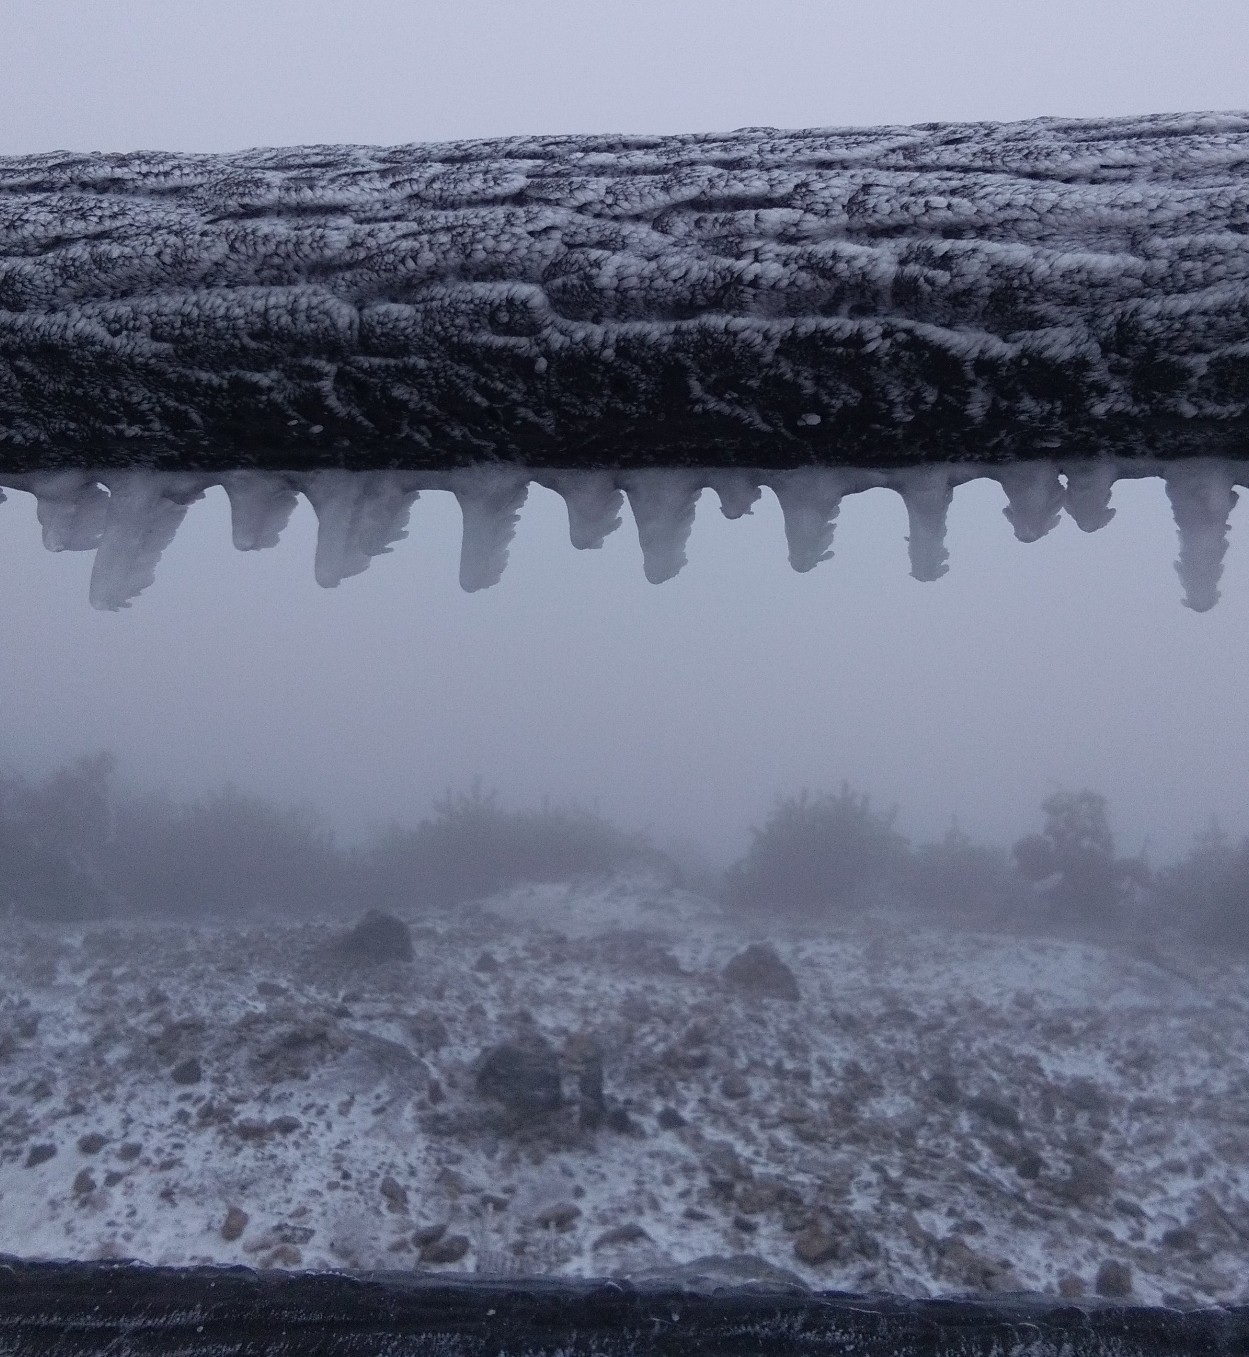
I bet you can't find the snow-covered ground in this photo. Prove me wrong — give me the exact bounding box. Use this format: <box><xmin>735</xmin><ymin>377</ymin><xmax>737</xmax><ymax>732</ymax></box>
<box><xmin>1</xmin><ymin>876</ymin><xmax>1247</xmax><ymax>1307</ymax></box>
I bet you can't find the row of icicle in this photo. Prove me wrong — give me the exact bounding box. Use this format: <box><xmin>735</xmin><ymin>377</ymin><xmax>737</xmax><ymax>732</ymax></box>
<box><xmin>0</xmin><ymin>460</ymin><xmax>1243</xmax><ymax>612</ymax></box>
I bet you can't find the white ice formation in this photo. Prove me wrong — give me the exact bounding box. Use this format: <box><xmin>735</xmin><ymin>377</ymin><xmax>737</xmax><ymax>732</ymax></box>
<box><xmin>2</xmin><ymin>460</ymin><xmax>1247</xmax><ymax>612</ymax></box>
<box><xmin>1</xmin><ymin>114</ymin><xmax>1246</xmax><ymax>472</ymax></box>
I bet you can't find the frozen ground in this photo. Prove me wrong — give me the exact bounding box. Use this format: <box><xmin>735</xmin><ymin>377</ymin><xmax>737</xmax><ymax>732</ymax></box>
<box><xmin>1</xmin><ymin>876</ymin><xmax>1247</xmax><ymax>1307</ymax></box>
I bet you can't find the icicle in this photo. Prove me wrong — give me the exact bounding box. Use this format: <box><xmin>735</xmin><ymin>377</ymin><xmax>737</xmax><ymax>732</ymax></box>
<box><xmin>537</xmin><ymin>471</ymin><xmax>623</xmax><ymax>550</ymax></box>
<box><xmin>1164</xmin><ymin>460</ymin><xmax>1238</xmax><ymax>612</ymax></box>
<box><xmin>8</xmin><ymin>470</ymin><xmax>110</xmax><ymax>551</ymax></box>
<box><xmin>88</xmin><ymin>472</ymin><xmax>209</xmax><ymax>611</ymax></box>
<box><xmin>891</xmin><ymin>466</ymin><xmax>962</xmax><ymax>581</ymax></box>
<box><xmin>221</xmin><ymin>471</ymin><xmax>300</xmax><ymax>551</ymax></box>
<box><xmin>450</xmin><ymin>467</ymin><xmax>529</xmax><ymax>592</ymax></box>
<box><xmin>769</xmin><ymin>468</ymin><xmax>856</xmax><ymax>572</ymax></box>
<box><xmin>299</xmin><ymin>470</ymin><xmax>422</xmax><ymax>588</ymax></box>
<box><xmin>995</xmin><ymin>462</ymin><xmax>1065</xmax><ymax>542</ymax></box>
<box><xmin>620</xmin><ymin>470</ymin><xmax>703</xmax><ymax>584</ymax></box>
<box><xmin>1063</xmin><ymin>460</ymin><xmax>1118</xmax><ymax>533</ymax></box>
<box><xmin>704</xmin><ymin>470</ymin><xmax>762</xmax><ymax>521</ymax></box>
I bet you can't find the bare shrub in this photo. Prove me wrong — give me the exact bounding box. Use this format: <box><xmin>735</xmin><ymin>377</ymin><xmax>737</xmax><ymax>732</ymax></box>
<box><xmin>360</xmin><ymin>784</ymin><xmax>662</xmax><ymax>910</ymax></box>
<box><xmin>722</xmin><ymin>785</ymin><xmax>908</xmax><ymax>917</ymax></box>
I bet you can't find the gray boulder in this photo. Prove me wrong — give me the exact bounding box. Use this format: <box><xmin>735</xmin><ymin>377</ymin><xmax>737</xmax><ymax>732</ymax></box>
<box><xmin>723</xmin><ymin>944</ymin><xmax>800</xmax><ymax>1001</ymax></box>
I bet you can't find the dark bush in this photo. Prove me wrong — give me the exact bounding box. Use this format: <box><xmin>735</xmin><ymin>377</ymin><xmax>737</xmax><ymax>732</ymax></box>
<box><xmin>908</xmin><ymin>822</ymin><xmax>1021</xmax><ymax>920</ymax></box>
<box><xmin>723</xmin><ymin>785</ymin><xmax>908</xmax><ymax>916</ymax></box>
<box><xmin>1012</xmin><ymin>790</ymin><xmax>1148</xmax><ymax>924</ymax></box>
<box><xmin>361</xmin><ymin>783</ymin><xmax>661</xmax><ymax>910</ymax></box>
<box><xmin>105</xmin><ymin>784</ymin><xmax>345</xmax><ymax>918</ymax></box>
<box><xmin>1151</xmin><ymin>820</ymin><xmax>1249</xmax><ymax>948</ymax></box>
<box><xmin>1</xmin><ymin>754</ymin><xmax>347</xmax><ymax>921</ymax></box>
<box><xmin>0</xmin><ymin>754</ymin><xmax>117</xmax><ymax>920</ymax></box>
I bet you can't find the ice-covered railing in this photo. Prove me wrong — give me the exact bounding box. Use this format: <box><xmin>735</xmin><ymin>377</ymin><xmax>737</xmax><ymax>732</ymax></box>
<box><xmin>1</xmin><ymin>113</ymin><xmax>1248</xmax><ymax>476</ymax></box>
<box><xmin>1</xmin><ymin>460</ymin><xmax>1244</xmax><ymax>611</ymax></box>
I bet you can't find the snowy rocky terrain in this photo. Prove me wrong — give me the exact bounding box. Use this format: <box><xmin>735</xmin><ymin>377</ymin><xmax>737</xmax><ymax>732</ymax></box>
<box><xmin>1</xmin><ymin>876</ymin><xmax>1248</xmax><ymax>1308</ymax></box>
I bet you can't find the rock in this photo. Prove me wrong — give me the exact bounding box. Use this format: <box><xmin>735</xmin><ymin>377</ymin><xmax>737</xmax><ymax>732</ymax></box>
<box><xmin>565</xmin><ymin>1033</ymin><xmax>606</xmax><ymax>1130</ymax></box>
<box><xmin>733</xmin><ymin>1214</ymin><xmax>759</xmax><ymax>1233</ymax></box>
<box><xmin>793</xmin><ymin>1221</ymin><xmax>841</xmax><ymax>1265</ymax></box>
<box><xmin>1014</xmin><ymin>1150</ymin><xmax>1044</xmax><ymax>1179</ymax></box>
<box><xmin>647</xmin><ymin>1254</ymin><xmax>807</xmax><ymax>1291</ymax></box>
<box><xmin>657</xmin><ymin>1106</ymin><xmax>686</xmax><ymax>1130</ymax></box>
<box><xmin>1057</xmin><ymin>1274</ymin><xmax>1086</xmax><ymax>1298</ymax></box>
<box><xmin>723</xmin><ymin>944</ymin><xmax>800</xmax><ymax>1001</ymax></box>
<box><xmin>1161</xmin><ymin>1226</ymin><xmax>1199</xmax><ymax>1250</ymax></box>
<box><xmin>25</xmin><ymin>1144</ymin><xmax>56</xmax><ymax>1168</ymax></box>
<box><xmin>421</xmin><ymin>1234</ymin><xmax>470</xmax><ymax>1265</ymax></box>
<box><xmin>380</xmin><ymin>1176</ymin><xmax>408</xmax><ymax>1213</ymax></box>
<box><xmin>221</xmin><ymin>1206</ymin><xmax>248</xmax><ymax>1241</ymax></box>
<box><xmin>413</xmin><ymin>1223</ymin><xmax>447</xmax><ymax>1249</ymax></box>
<box><xmin>736</xmin><ymin>1179</ymin><xmax>799</xmax><ymax>1215</ymax></box>
<box><xmin>72</xmin><ymin>1169</ymin><xmax>95</xmax><ymax>1195</ymax></box>
<box><xmin>117</xmin><ymin>1142</ymin><xmax>142</xmax><ymax>1162</ymax></box>
<box><xmin>475</xmin><ymin>1035</ymin><xmax>562</xmax><ymax>1121</ymax></box>
<box><xmin>593</xmin><ymin>1223</ymin><xmax>650</xmax><ymax>1248</ymax></box>
<box><xmin>532</xmin><ymin>1201</ymin><xmax>581</xmax><ymax>1231</ymax></box>
<box><xmin>606</xmin><ymin>1105</ymin><xmax>642</xmax><ymax>1135</ymax></box>
<box><xmin>1095</xmin><ymin>1259</ymin><xmax>1133</xmax><ymax>1298</ymax></box>
<box><xmin>928</xmin><ymin>1072</ymin><xmax>960</xmax><ymax>1105</ymax></box>
<box><xmin>940</xmin><ymin>1239</ymin><xmax>1019</xmax><ymax>1294</ymax></box>
<box><xmin>77</xmin><ymin>1133</ymin><xmax>107</xmax><ymax>1155</ymax></box>
<box><xmin>103</xmin><ymin>1170</ymin><xmax>124</xmax><ymax>1187</ymax></box>
<box><xmin>474</xmin><ymin>952</ymin><xmax>499</xmax><ymax>972</ymax></box>
<box><xmin>1066</xmin><ymin>1078</ymin><xmax>1110</xmax><ymax>1115</ymax></box>
<box><xmin>234</xmin><ymin>1116</ymin><xmax>301</xmax><ymax>1141</ymax></box>
<box><xmin>265</xmin><ymin>1244</ymin><xmax>302</xmax><ymax>1268</ymax></box>
<box><xmin>721</xmin><ymin>1073</ymin><xmax>751</xmax><ymax>1100</ymax></box>
<box><xmin>964</xmin><ymin>1095</ymin><xmax>1021</xmax><ymax>1133</ymax></box>
<box><xmin>170</xmin><ymin>1057</ymin><xmax>202</xmax><ymax>1085</ymax></box>
<box><xmin>332</xmin><ymin>910</ymin><xmax>414</xmax><ymax>965</ymax></box>
<box><xmin>1058</xmin><ymin>1155</ymin><xmax>1115</xmax><ymax>1205</ymax></box>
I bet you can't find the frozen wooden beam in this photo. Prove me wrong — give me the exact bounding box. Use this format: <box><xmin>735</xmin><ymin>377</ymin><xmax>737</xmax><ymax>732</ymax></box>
<box><xmin>1</xmin><ymin>112</ymin><xmax>1247</xmax><ymax>475</ymax></box>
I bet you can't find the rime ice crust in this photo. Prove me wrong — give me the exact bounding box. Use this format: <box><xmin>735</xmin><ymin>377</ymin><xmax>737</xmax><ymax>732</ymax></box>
<box><xmin>1</xmin><ymin>462</ymin><xmax>1245</xmax><ymax>610</ymax></box>
<box><xmin>1</xmin><ymin>114</ymin><xmax>1248</xmax><ymax>473</ymax></box>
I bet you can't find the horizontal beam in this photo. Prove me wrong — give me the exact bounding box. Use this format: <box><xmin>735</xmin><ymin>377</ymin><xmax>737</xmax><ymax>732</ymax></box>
<box><xmin>0</xmin><ymin>1257</ymin><xmax>1243</xmax><ymax>1356</ymax></box>
<box><xmin>2</xmin><ymin>113</ymin><xmax>1247</xmax><ymax>473</ymax></box>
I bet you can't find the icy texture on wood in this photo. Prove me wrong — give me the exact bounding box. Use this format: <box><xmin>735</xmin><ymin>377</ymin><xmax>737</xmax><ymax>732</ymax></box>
<box><xmin>3</xmin><ymin>460</ymin><xmax>1246</xmax><ymax>611</ymax></box>
<box><xmin>0</xmin><ymin>1257</ymin><xmax>1243</xmax><ymax>1357</ymax></box>
<box><xmin>1</xmin><ymin>113</ymin><xmax>1248</xmax><ymax>474</ymax></box>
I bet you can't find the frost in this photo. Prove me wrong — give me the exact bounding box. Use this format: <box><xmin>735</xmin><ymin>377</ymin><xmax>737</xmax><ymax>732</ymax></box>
<box><xmin>449</xmin><ymin>467</ymin><xmax>529</xmax><ymax>593</ymax></box>
<box><xmin>994</xmin><ymin>463</ymin><xmax>1065</xmax><ymax>544</ymax></box>
<box><xmin>620</xmin><ymin>471</ymin><xmax>703</xmax><ymax>584</ymax></box>
<box><xmin>298</xmin><ymin>470</ymin><xmax>422</xmax><ymax>589</ymax></box>
<box><xmin>891</xmin><ymin>467</ymin><xmax>967</xmax><ymax>582</ymax></box>
<box><xmin>87</xmin><ymin>472</ymin><xmax>210</xmax><ymax>612</ymax></box>
<box><xmin>538</xmin><ymin>472</ymin><xmax>623</xmax><ymax>551</ymax></box>
<box><xmin>2</xmin><ymin>115</ymin><xmax>1246</xmax><ymax>470</ymax></box>
<box><xmin>705</xmin><ymin>471</ymin><xmax>762</xmax><ymax>522</ymax></box>
<box><xmin>11</xmin><ymin>471</ymin><xmax>109</xmax><ymax>552</ymax></box>
<box><xmin>2</xmin><ymin>460</ymin><xmax>1247</xmax><ymax>610</ymax></box>
<box><xmin>770</xmin><ymin>469</ymin><xmax>880</xmax><ymax>573</ymax></box>
<box><xmin>1164</xmin><ymin>460</ymin><xmax>1240</xmax><ymax>612</ymax></box>
<box><xmin>1063</xmin><ymin>460</ymin><xmax>1119</xmax><ymax>534</ymax></box>
<box><xmin>221</xmin><ymin>471</ymin><xmax>300</xmax><ymax>552</ymax></box>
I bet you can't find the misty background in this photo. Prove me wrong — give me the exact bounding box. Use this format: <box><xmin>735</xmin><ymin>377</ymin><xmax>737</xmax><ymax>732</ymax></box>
<box><xmin>2</xmin><ymin>0</ymin><xmax>1249</xmax><ymax>871</ymax></box>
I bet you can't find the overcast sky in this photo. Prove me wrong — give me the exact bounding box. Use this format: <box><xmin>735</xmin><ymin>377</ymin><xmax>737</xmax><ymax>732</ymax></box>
<box><xmin>2</xmin><ymin>0</ymin><xmax>1248</xmax><ymax>864</ymax></box>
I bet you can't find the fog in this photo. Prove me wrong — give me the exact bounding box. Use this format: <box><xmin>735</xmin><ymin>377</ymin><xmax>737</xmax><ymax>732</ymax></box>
<box><xmin>5</xmin><ymin>0</ymin><xmax>1249</xmax><ymax>1311</ymax></box>
<box><xmin>2</xmin><ymin>0</ymin><xmax>1248</xmax><ymax>862</ymax></box>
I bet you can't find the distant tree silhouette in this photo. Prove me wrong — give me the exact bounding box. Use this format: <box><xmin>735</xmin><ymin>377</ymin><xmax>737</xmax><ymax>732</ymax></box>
<box><xmin>723</xmin><ymin>784</ymin><xmax>908</xmax><ymax>916</ymax></box>
<box><xmin>909</xmin><ymin>821</ymin><xmax>1019</xmax><ymax>920</ymax></box>
<box><xmin>1013</xmin><ymin>790</ymin><xmax>1147</xmax><ymax>922</ymax></box>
